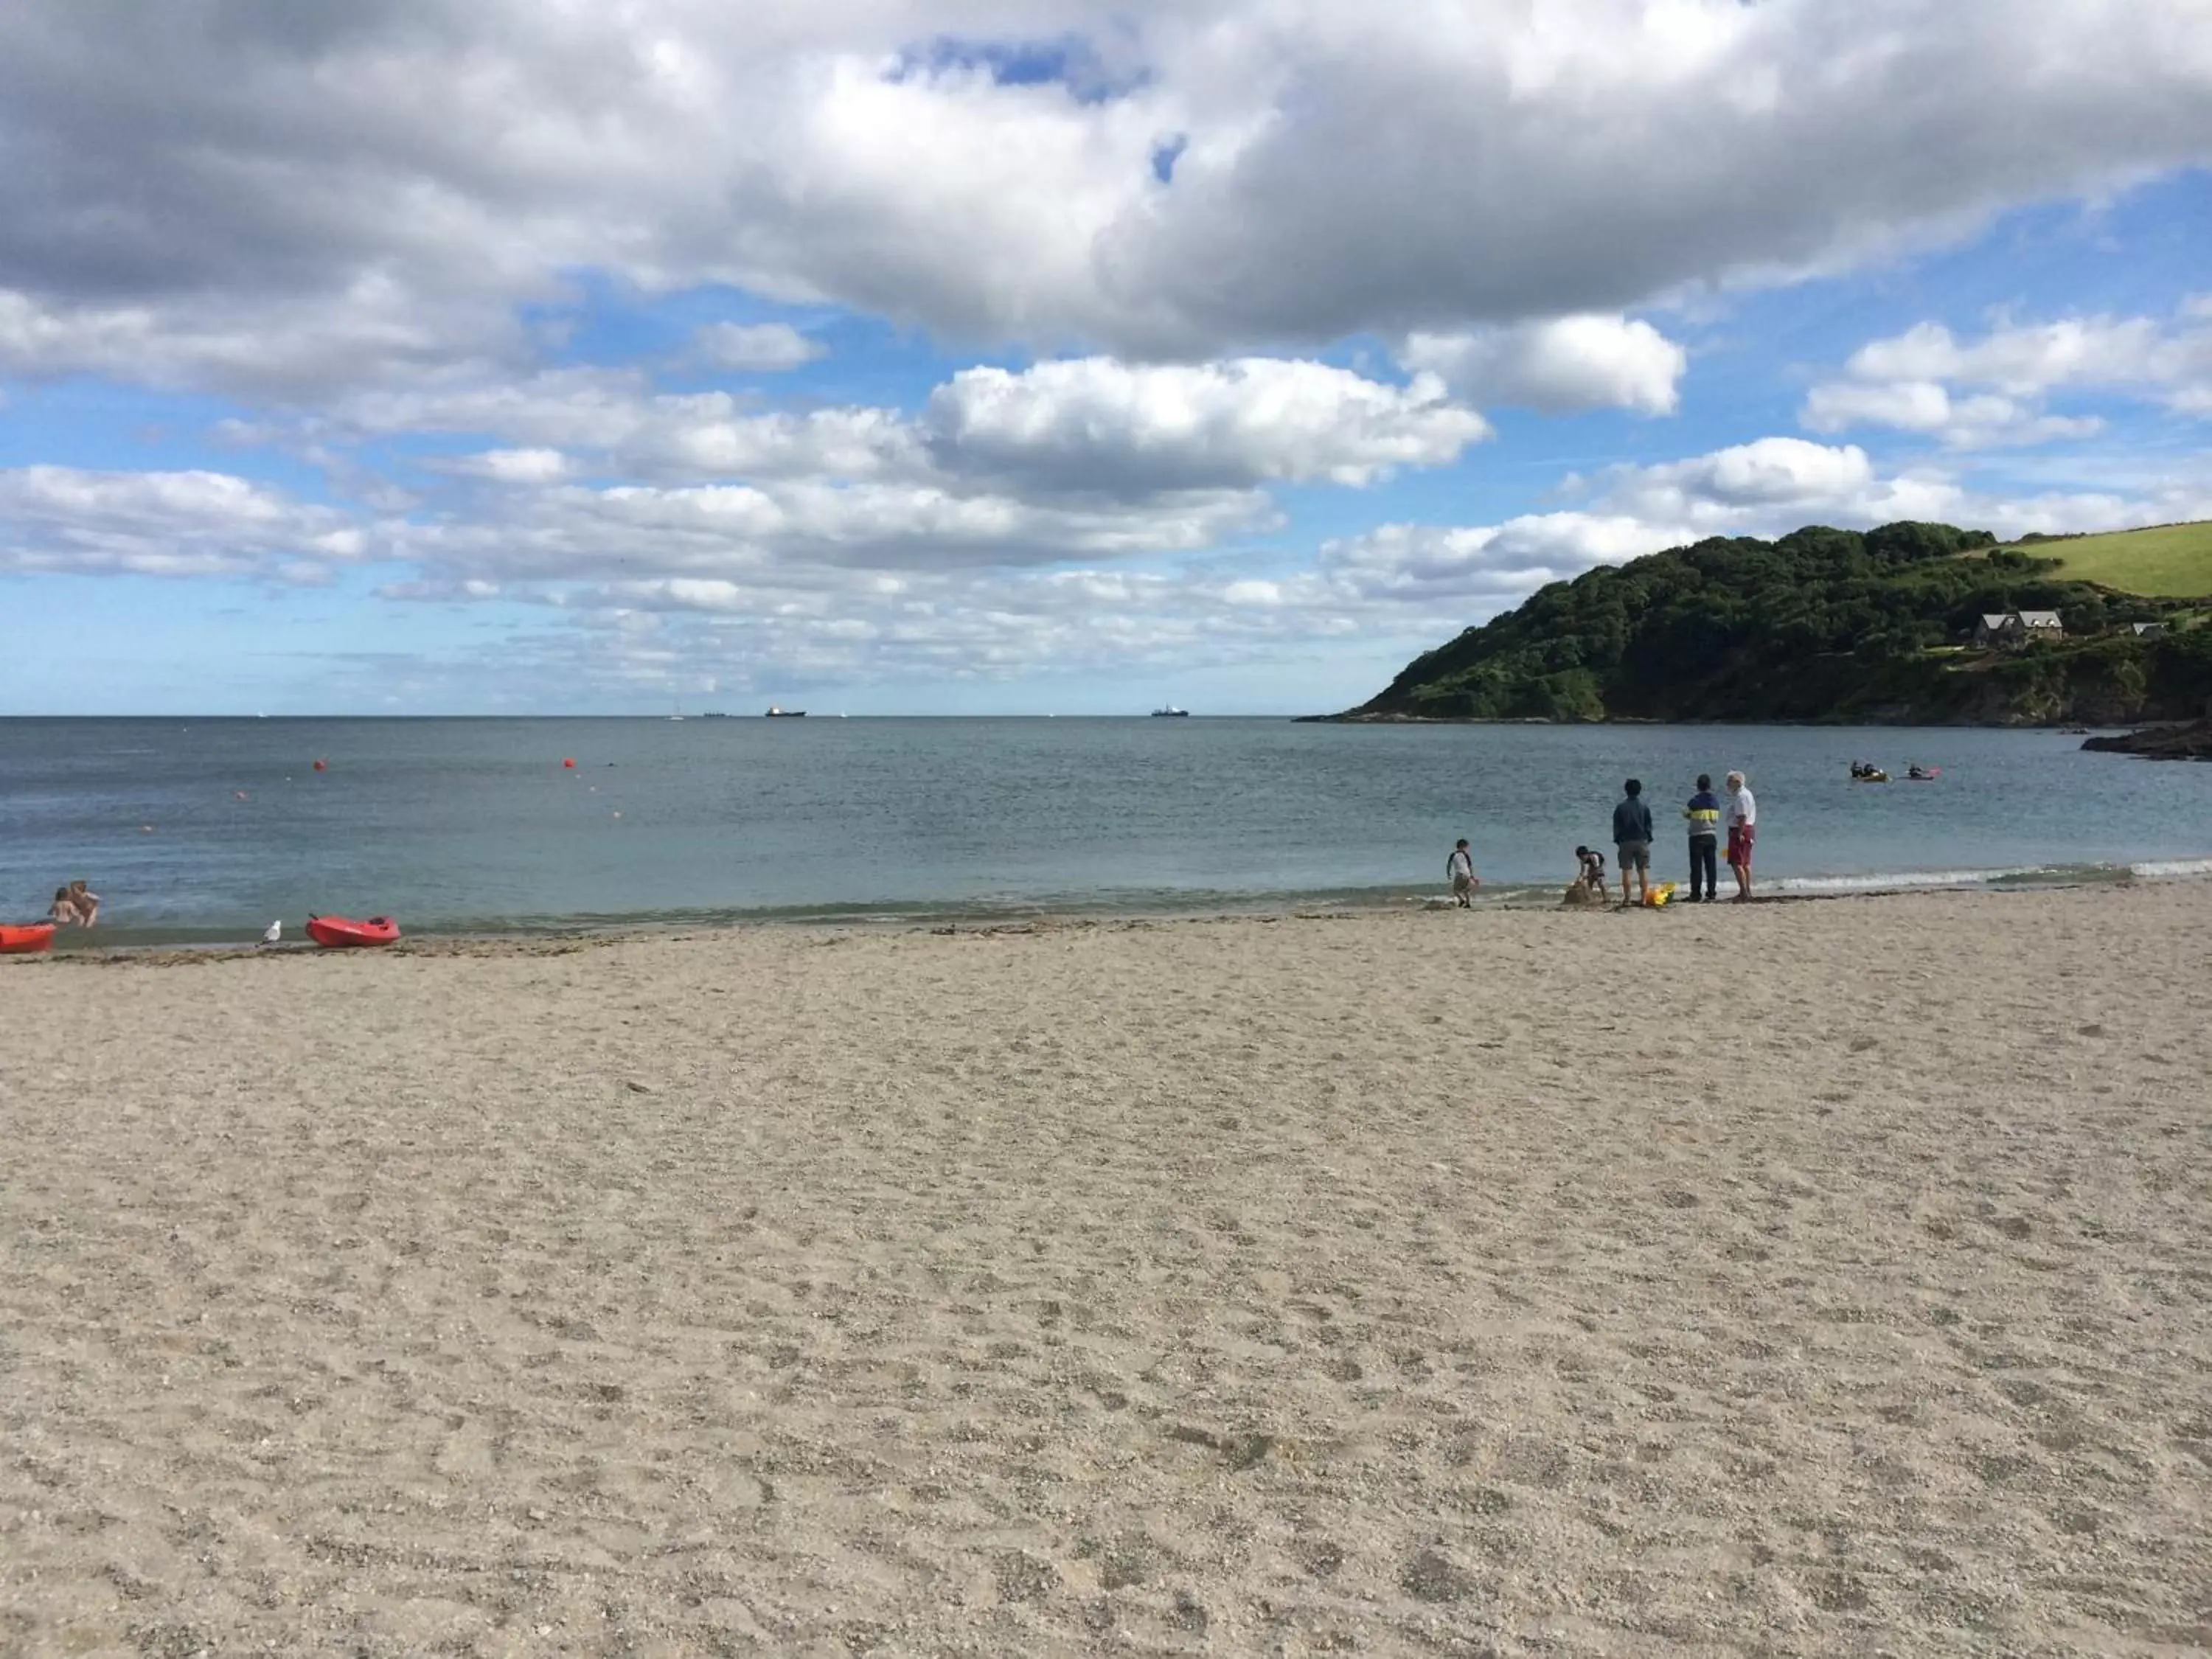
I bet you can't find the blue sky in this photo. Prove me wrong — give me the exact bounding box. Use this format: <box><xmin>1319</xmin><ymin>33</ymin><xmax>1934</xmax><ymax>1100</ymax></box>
<box><xmin>4</xmin><ymin>2</ymin><xmax>2211</xmax><ymax>715</ymax></box>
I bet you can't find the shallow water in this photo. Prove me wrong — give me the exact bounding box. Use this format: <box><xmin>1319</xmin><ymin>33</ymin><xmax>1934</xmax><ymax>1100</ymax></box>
<box><xmin>3</xmin><ymin>717</ymin><xmax>2208</xmax><ymax>944</ymax></box>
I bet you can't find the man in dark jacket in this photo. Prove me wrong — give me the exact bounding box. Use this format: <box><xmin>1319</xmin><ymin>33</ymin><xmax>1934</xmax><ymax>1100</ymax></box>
<box><xmin>1683</xmin><ymin>773</ymin><xmax>1722</xmax><ymax>902</ymax></box>
<box><xmin>1612</xmin><ymin>779</ymin><xmax>1654</xmax><ymax>907</ymax></box>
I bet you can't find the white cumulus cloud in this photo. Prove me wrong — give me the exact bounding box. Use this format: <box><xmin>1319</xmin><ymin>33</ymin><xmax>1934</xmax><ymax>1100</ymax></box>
<box><xmin>1803</xmin><ymin>304</ymin><xmax>2212</xmax><ymax>445</ymax></box>
<box><xmin>1399</xmin><ymin>316</ymin><xmax>1687</xmax><ymax>416</ymax></box>
<box><xmin>0</xmin><ymin>466</ymin><xmax>372</xmax><ymax>579</ymax></box>
<box><xmin>692</xmin><ymin>322</ymin><xmax>825</xmax><ymax>372</ymax></box>
<box><xmin>443</xmin><ymin>448</ymin><xmax>573</xmax><ymax>484</ymax></box>
<box><xmin>924</xmin><ymin>357</ymin><xmax>1489</xmax><ymax>490</ymax></box>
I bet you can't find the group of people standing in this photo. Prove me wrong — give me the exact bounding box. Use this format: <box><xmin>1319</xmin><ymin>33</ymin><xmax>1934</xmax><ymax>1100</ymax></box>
<box><xmin>1606</xmin><ymin>771</ymin><xmax>1756</xmax><ymax>905</ymax></box>
<box><xmin>1444</xmin><ymin>771</ymin><xmax>1758</xmax><ymax>910</ymax></box>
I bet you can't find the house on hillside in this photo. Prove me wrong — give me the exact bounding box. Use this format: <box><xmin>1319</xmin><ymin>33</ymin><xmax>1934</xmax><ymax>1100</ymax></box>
<box><xmin>1973</xmin><ymin>610</ymin><xmax>2067</xmax><ymax>649</ymax></box>
<box><xmin>2132</xmin><ymin>621</ymin><xmax>2166</xmax><ymax>640</ymax></box>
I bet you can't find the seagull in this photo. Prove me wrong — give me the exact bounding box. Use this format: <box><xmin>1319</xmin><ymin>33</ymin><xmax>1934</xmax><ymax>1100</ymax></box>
<box><xmin>261</xmin><ymin>920</ymin><xmax>282</xmax><ymax>945</ymax></box>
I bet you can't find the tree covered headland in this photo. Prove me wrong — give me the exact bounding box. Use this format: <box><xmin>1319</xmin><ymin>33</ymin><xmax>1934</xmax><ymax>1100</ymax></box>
<box><xmin>1338</xmin><ymin>521</ymin><xmax>2212</xmax><ymax>726</ymax></box>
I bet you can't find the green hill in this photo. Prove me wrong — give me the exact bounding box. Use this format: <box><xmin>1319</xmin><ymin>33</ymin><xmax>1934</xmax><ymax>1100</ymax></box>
<box><xmin>1332</xmin><ymin>521</ymin><xmax>2212</xmax><ymax>726</ymax></box>
<box><xmin>2003</xmin><ymin>521</ymin><xmax>2212</xmax><ymax>597</ymax></box>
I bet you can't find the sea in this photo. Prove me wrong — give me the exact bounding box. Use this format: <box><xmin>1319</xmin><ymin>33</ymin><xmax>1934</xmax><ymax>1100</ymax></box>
<box><xmin>4</xmin><ymin>717</ymin><xmax>2210</xmax><ymax>947</ymax></box>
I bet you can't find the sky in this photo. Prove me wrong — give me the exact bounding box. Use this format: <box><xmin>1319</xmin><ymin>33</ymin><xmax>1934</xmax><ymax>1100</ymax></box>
<box><xmin>4</xmin><ymin>1</ymin><xmax>2212</xmax><ymax>716</ymax></box>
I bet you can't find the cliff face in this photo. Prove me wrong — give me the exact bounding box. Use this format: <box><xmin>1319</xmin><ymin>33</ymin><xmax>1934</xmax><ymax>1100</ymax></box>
<box><xmin>1335</xmin><ymin>522</ymin><xmax>2211</xmax><ymax>726</ymax></box>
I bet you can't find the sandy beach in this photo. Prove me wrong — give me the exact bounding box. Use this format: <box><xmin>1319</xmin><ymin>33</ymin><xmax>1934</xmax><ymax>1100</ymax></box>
<box><xmin>4</xmin><ymin>885</ymin><xmax>2209</xmax><ymax>1657</ymax></box>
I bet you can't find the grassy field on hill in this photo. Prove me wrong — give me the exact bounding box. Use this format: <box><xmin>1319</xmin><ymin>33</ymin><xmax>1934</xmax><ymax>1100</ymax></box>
<box><xmin>2004</xmin><ymin>521</ymin><xmax>2212</xmax><ymax>597</ymax></box>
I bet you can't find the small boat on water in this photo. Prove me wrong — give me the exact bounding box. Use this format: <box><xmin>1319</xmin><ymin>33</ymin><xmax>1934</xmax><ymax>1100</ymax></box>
<box><xmin>1150</xmin><ymin>705</ymin><xmax>1189</xmax><ymax>717</ymax></box>
<box><xmin>1</xmin><ymin>921</ymin><xmax>57</xmax><ymax>955</ymax></box>
<box><xmin>765</xmin><ymin>705</ymin><xmax>806</xmax><ymax>717</ymax></box>
<box><xmin>306</xmin><ymin>914</ymin><xmax>400</xmax><ymax>948</ymax></box>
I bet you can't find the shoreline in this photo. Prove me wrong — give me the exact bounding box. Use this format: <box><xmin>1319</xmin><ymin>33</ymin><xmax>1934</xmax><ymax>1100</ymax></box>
<box><xmin>17</xmin><ymin>858</ymin><xmax>2212</xmax><ymax>964</ymax></box>
<box><xmin>1294</xmin><ymin>711</ymin><xmax>2135</xmax><ymax>728</ymax></box>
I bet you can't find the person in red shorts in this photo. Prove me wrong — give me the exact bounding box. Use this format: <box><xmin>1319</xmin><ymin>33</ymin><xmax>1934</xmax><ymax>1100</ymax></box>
<box><xmin>1724</xmin><ymin>770</ymin><xmax>1756</xmax><ymax>900</ymax></box>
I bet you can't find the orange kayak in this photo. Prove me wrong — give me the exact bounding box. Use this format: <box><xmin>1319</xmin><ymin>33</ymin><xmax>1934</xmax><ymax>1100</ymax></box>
<box><xmin>1</xmin><ymin>922</ymin><xmax>58</xmax><ymax>954</ymax></box>
<box><xmin>306</xmin><ymin>915</ymin><xmax>400</xmax><ymax>948</ymax></box>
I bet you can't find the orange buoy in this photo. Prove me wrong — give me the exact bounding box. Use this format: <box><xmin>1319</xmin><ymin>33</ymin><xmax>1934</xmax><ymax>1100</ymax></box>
<box><xmin>312</xmin><ymin>759</ymin><xmax>327</xmax><ymax>772</ymax></box>
<box><xmin>563</xmin><ymin>757</ymin><xmax>577</xmax><ymax>768</ymax></box>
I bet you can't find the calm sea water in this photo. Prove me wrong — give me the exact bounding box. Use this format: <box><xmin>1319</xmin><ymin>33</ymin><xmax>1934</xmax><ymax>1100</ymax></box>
<box><xmin>4</xmin><ymin>717</ymin><xmax>2210</xmax><ymax>945</ymax></box>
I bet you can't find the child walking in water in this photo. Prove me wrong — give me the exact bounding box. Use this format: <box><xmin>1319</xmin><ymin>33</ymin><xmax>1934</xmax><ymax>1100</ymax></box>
<box><xmin>1447</xmin><ymin>839</ymin><xmax>1479</xmax><ymax>906</ymax></box>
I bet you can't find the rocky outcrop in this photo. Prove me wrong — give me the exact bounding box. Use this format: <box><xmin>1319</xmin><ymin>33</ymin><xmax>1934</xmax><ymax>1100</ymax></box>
<box><xmin>2081</xmin><ymin>720</ymin><xmax>2212</xmax><ymax>759</ymax></box>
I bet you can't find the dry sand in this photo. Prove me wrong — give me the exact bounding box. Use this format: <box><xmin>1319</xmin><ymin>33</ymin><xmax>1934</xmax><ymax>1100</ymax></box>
<box><xmin>3</xmin><ymin>885</ymin><xmax>2209</xmax><ymax>1657</ymax></box>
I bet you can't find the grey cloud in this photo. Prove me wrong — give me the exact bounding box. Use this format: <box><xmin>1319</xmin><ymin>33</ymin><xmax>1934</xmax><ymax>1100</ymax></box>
<box><xmin>388</xmin><ymin>476</ymin><xmax>1273</xmax><ymax>586</ymax></box>
<box><xmin>1099</xmin><ymin>3</ymin><xmax>2212</xmax><ymax>350</ymax></box>
<box><xmin>1</xmin><ymin>1</ymin><xmax>2208</xmax><ymax>389</ymax></box>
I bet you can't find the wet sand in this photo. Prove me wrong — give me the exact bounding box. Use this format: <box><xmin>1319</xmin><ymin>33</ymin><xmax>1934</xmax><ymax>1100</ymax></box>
<box><xmin>3</xmin><ymin>885</ymin><xmax>2209</xmax><ymax>1655</ymax></box>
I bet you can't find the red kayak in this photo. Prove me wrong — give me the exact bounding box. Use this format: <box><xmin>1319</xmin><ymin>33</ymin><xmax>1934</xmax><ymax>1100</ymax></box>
<box><xmin>1</xmin><ymin>922</ymin><xmax>57</xmax><ymax>955</ymax></box>
<box><xmin>306</xmin><ymin>914</ymin><xmax>401</xmax><ymax>948</ymax></box>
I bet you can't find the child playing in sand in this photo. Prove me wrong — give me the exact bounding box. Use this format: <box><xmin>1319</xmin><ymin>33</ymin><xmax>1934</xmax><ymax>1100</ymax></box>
<box><xmin>1565</xmin><ymin>846</ymin><xmax>1607</xmax><ymax>907</ymax></box>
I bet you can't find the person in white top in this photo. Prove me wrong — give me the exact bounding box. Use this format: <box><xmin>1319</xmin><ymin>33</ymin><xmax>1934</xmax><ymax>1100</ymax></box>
<box><xmin>1447</xmin><ymin>838</ymin><xmax>1478</xmax><ymax>907</ymax></box>
<box><xmin>1724</xmin><ymin>771</ymin><xmax>1757</xmax><ymax>901</ymax></box>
